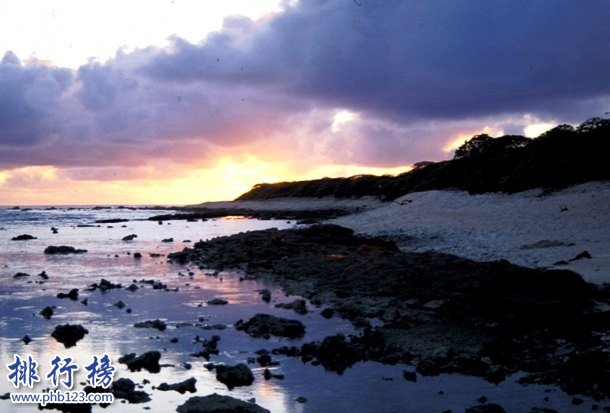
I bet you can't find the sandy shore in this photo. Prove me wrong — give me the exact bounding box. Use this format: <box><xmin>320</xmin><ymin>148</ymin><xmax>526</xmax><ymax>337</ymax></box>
<box><xmin>200</xmin><ymin>181</ymin><xmax>610</xmax><ymax>284</ymax></box>
<box><xmin>193</xmin><ymin>197</ymin><xmax>384</xmax><ymax>212</ymax></box>
<box><xmin>329</xmin><ymin>181</ymin><xmax>610</xmax><ymax>284</ymax></box>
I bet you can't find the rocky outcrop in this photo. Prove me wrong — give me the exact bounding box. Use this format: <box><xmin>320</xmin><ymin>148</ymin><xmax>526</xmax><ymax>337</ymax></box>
<box><xmin>44</xmin><ymin>246</ymin><xmax>87</xmax><ymax>254</ymax></box>
<box><xmin>156</xmin><ymin>377</ymin><xmax>196</xmax><ymax>394</ymax></box>
<box><xmin>51</xmin><ymin>324</ymin><xmax>88</xmax><ymax>348</ymax></box>
<box><xmin>118</xmin><ymin>351</ymin><xmax>161</xmax><ymax>373</ymax></box>
<box><xmin>176</xmin><ymin>394</ymin><xmax>269</xmax><ymax>413</ymax></box>
<box><xmin>215</xmin><ymin>363</ymin><xmax>255</xmax><ymax>389</ymax></box>
<box><xmin>235</xmin><ymin>314</ymin><xmax>305</xmax><ymax>339</ymax></box>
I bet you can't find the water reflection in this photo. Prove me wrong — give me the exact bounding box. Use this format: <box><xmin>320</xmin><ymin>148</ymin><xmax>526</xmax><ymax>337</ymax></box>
<box><xmin>0</xmin><ymin>208</ymin><xmax>599</xmax><ymax>412</ymax></box>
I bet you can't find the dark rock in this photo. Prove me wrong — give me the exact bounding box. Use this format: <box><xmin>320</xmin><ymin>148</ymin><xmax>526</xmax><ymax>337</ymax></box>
<box><xmin>255</xmin><ymin>349</ymin><xmax>272</xmax><ymax>367</ymax></box>
<box><xmin>162</xmin><ymin>238</ymin><xmax>174</xmax><ymax>243</ymax></box>
<box><xmin>44</xmin><ymin>246</ymin><xmax>87</xmax><ymax>254</ymax></box>
<box><xmin>13</xmin><ymin>272</ymin><xmax>30</xmax><ymax>278</ymax></box>
<box><xmin>464</xmin><ymin>404</ymin><xmax>506</xmax><ymax>413</ymax></box>
<box><xmin>118</xmin><ymin>351</ymin><xmax>161</xmax><ymax>373</ymax></box>
<box><xmin>57</xmin><ymin>288</ymin><xmax>79</xmax><ymax>300</ymax></box>
<box><xmin>38</xmin><ymin>271</ymin><xmax>49</xmax><ymax>279</ymax></box>
<box><xmin>133</xmin><ymin>252</ymin><xmax>142</xmax><ymax>259</ymax></box>
<box><xmin>403</xmin><ymin>370</ymin><xmax>417</xmax><ymax>382</ymax></box>
<box><xmin>111</xmin><ymin>378</ymin><xmax>151</xmax><ymax>403</ymax></box>
<box><xmin>528</xmin><ymin>409</ymin><xmax>558</xmax><ymax>413</ymax></box>
<box><xmin>190</xmin><ymin>335</ymin><xmax>221</xmax><ymax>360</ymax></box>
<box><xmin>275</xmin><ymin>299</ymin><xmax>308</xmax><ymax>315</ymax></box>
<box><xmin>520</xmin><ymin>240</ymin><xmax>574</xmax><ymax>249</ymax></box>
<box><xmin>262</xmin><ymin>368</ymin><xmax>284</xmax><ymax>381</ymax></box>
<box><xmin>126</xmin><ymin>283</ymin><xmax>139</xmax><ymax>292</ymax></box>
<box><xmin>207</xmin><ymin>298</ymin><xmax>228</xmax><ymax>306</ymax></box>
<box><xmin>295</xmin><ymin>396</ymin><xmax>308</xmax><ymax>403</ymax></box>
<box><xmin>571</xmin><ymin>397</ymin><xmax>584</xmax><ymax>405</ymax></box>
<box><xmin>134</xmin><ymin>319</ymin><xmax>167</xmax><ymax>331</ymax></box>
<box><xmin>321</xmin><ymin>308</ymin><xmax>335</xmax><ymax>318</ymax></box>
<box><xmin>300</xmin><ymin>334</ymin><xmax>362</xmax><ymax>374</ymax></box>
<box><xmin>235</xmin><ymin>314</ymin><xmax>305</xmax><ymax>339</ymax></box>
<box><xmin>21</xmin><ymin>335</ymin><xmax>32</xmax><ymax>345</ymax></box>
<box><xmin>51</xmin><ymin>324</ymin><xmax>88</xmax><ymax>348</ymax></box>
<box><xmin>89</xmin><ymin>278</ymin><xmax>122</xmax><ymax>292</ymax></box>
<box><xmin>176</xmin><ymin>394</ymin><xmax>270</xmax><ymax>413</ymax></box>
<box><xmin>40</xmin><ymin>306</ymin><xmax>54</xmax><ymax>319</ymax></box>
<box><xmin>570</xmin><ymin>250</ymin><xmax>592</xmax><ymax>261</ymax></box>
<box><xmin>113</xmin><ymin>301</ymin><xmax>126</xmax><ymax>310</ymax></box>
<box><xmin>11</xmin><ymin>234</ymin><xmax>36</xmax><ymax>241</ymax></box>
<box><xmin>122</xmin><ymin>234</ymin><xmax>137</xmax><ymax>241</ymax></box>
<box><xmin>215</xmin><ymin>363</ymin><xmax>255</xmax><ymax>389</ymax></box>
<box><xmin>258</xmin><ymin>289</ymin><xmax>271</xmax><ymax>303</ymax></box>
<box><xmin>156</xmin><ymin>377</ymin><xmax>196</xmax><ymax>394</ymax></box>
<box><xmin>51</xmin><ymin>227</ymin><xmax>59</xmax><ymax>234</ymax></box>
<box><xmin>96</xmin><ymin>218</ymin><xmax>129</xmax><ymax>224</ymax></box>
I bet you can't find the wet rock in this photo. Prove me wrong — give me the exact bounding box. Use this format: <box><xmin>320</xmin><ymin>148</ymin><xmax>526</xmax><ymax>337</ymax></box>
<box><xmin>89</xmin><ymin>278</ymin><xmax>122</xmax><ymax>292</ymax></box>
<box><xmin>125</xmin><ymin>283</ymin><xmax>139</xmax><ymax>292</ymax></box>
<box><xmin>97</xmin><ymin>218</ymin><xmax>129</xmax><ymax>224</ymax></box>
<box><xmin>275</xmin><ymin>299</ymin><xmax>308</xmax><ymax>315</ymax></box>
<box><xmin>134</xmin><ymin>319</ymin><xmax>167</xmax><ymax>331</ymax></box>
<box><xmin>38</xmin><ymin>271</ymin><xmax>49</xmax><ymax>279</ymax></box>
<box><xmin>176</xmin><ymin>394</ymin><xmax>270</xmax><ymax>413</ymax></box>
<box><xmin>21</xmin><ymin>335</ymin><xmax>32</xmax><ymax>345</ymax></box>
<box><xmin>51</xmin><ymin>227</ymin><xmax>59</xmax><ymax>234</ymax></box>
<box><xmin>51</xmin><ymin>324</ymin><xmax>88</xmax><ymax>348</ymax></box>
<box><xmin>44</xmin><ymin>246</ymin><xmax>87</xmax><ymax>254</ymax></box>
<box><xmin>133</xmin><ymin>252</ymin><xmax>142</xmax><ymax>259</ymax></box>
<box><xmin>118</xmin><ymin>351</ymin><xmax>161</xmax><ymax>373</ymax></box>
<box><xmin>57</xmin><ymin>288</ymin><xmax>79</xmax><ymax>300</ymax></box>
<box><xmin>122</xmin><ymin>234</ymin><xmax>138</xmax><ymax>241</ymax></box>
<box><xmin>215</xmin><ymin>363</ymin><xmax>255</xmax><ymax>389</ymax></box>
<box><xmin>190</xmin><ymin>335</ymin><xmax>221</xmax><ymax>360</ymax></box>
<box><xmin>113</xmin><ymin>301</ymin><xmax>126</xmax><ymax>310</ymax></box>
<box><xmin>258</xmin><ymin>289</ymin><xmax>271</xmax><ymax>303</ymax></box>
<box><xmin>110</xmin><ymin>378</ymin><xmax>151</xmax><ymax>403</ymax></box>
<box><xmin>162</xmin><ymin>238</ymin><xmax>174</xmax><ymax>243</ymax></box>
<box><xmin>403</xmin><ymin>370</ymin><xmax>417</xmax><ymax>382</ymax></box>
<box><xmin>13</xmin><ymin>272</ymin><xmax>30</xmax><ymax>279</ymax></box>
<box><xmin>11</xmin><ymin>234</ymin><xmax>36</xmax><ymax>241</ymax></box>
<box><xmin>156</xmin><ymin>377</ymin><xmax>196</xmax><ymax>394</ymax></box>
<box><xmin>528</xmin><ymin>408</ymin><xmax>558</xmax><ymax>413</ymax></box>
<box><xmin>295</xmin><ymin>396</ymin><xmax>308</xmax><ymax>403</ymax></box>
<box><xmin>263</xmin><ymin>368</ymin><xmax>284</xmax><ymax>381</ymax></box>
<box><xmin>520</xmin><ymin>240</ymin><xmax>574</xmax><ymax>249</ymax></box>
<box><xmin>206</xmin><ymin>298</ymin><xmax>228</xmax><ymax>306</ymax></box>
<box><xmin>40</xmin><ymin>306</ymin><xmax>54</xmax><ymax>319</ymax></box>
<box><xmin>321</xmin><ymin>308</ymin><xmax>335</xmax><ymax>319</ymax></box>
<box><xmin>300</xmin><ymin>334</ymin><xmax>363</xmax><ymax>374</ymax></box>
<box><xmin>255</xmin><ymin>349</ymin><xmax>273</xmax><ymax>367</ymax></box>
<box><xmin>464</xmin><ymin>404</ymin><xmax>506</xmax><ymax>413</ymax></box>
<box><xmin>235</xmin><ymin>314</ymin><xmax>305</xmax><ymax>339</ymax></box>
<box><xmin>569</xmin><ymin>250</ymin><xmax>592</xmax><ymax>261</ymax></box>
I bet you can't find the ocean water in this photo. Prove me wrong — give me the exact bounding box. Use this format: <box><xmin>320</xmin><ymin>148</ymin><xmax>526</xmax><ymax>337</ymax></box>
<box><xmin>0</xmin><ymin>207</ymin><xmax>599</xmax><ymax>412</ymax></box>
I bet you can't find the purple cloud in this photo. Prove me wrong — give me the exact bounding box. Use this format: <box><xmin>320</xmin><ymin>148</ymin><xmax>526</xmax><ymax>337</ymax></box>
<box><xmin>1</xmin><ymin>1</ymin><xmax>609</xmax><ymax>174</ymax></box>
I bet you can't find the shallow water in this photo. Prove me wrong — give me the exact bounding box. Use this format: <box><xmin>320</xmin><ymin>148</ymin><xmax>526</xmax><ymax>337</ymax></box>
<box><xmin>0</xmin><ymin>207</ymin><xmax>601</xmax><ymax>412</ymax></box>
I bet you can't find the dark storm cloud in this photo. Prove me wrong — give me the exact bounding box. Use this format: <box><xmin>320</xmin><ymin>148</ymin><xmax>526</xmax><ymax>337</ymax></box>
<box><xmin>144</xmin><ymin>0</ymin><xmax>610</xmax><ymax>121</ymax></box>
<box><xmin>1</xmin><ymin>1</ymin><xmax>609</xmax><ymax>173</ymax></box>
<box><xmin>0</xmin><ymin>52</ymin><xmax>72</xmax><ymax>146</ymax></box>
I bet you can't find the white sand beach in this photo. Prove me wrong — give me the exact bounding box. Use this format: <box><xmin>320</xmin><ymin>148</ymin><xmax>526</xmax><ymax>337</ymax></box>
<box><xmin>201</xmin><ymin>181</ymin><xmax>610</xmax><ymax>284</ymax></box>
<box><xmin>330</xmin><ymin>181</ymin><xmax>610</xmax><ymax>284</ymax></box>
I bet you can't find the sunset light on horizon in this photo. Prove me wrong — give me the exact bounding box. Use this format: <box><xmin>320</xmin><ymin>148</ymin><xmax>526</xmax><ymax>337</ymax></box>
<box><xmin>1</xmin><ymin>0</ymin><xmax>609</xmax><ymax>205</ymax></box>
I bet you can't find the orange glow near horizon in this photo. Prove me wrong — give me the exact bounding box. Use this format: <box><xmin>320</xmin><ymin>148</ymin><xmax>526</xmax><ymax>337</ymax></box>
<box><xmin>0</xmin><ymin>157</ymin><xmax>412</xmax><ymax>206</ymax></box>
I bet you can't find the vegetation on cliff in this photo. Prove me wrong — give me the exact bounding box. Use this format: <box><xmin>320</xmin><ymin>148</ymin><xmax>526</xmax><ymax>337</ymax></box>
<box><xmin>237</xmin><ymin>118</ymin><xmax>610</xmax><ymax>201</ymax></box>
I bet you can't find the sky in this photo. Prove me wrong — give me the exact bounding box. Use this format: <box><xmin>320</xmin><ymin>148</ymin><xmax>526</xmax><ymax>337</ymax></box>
<box><xmin>1</xmin><ymin>0</ymin><xmax>609</xmax><ymax>205</ymax></box>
